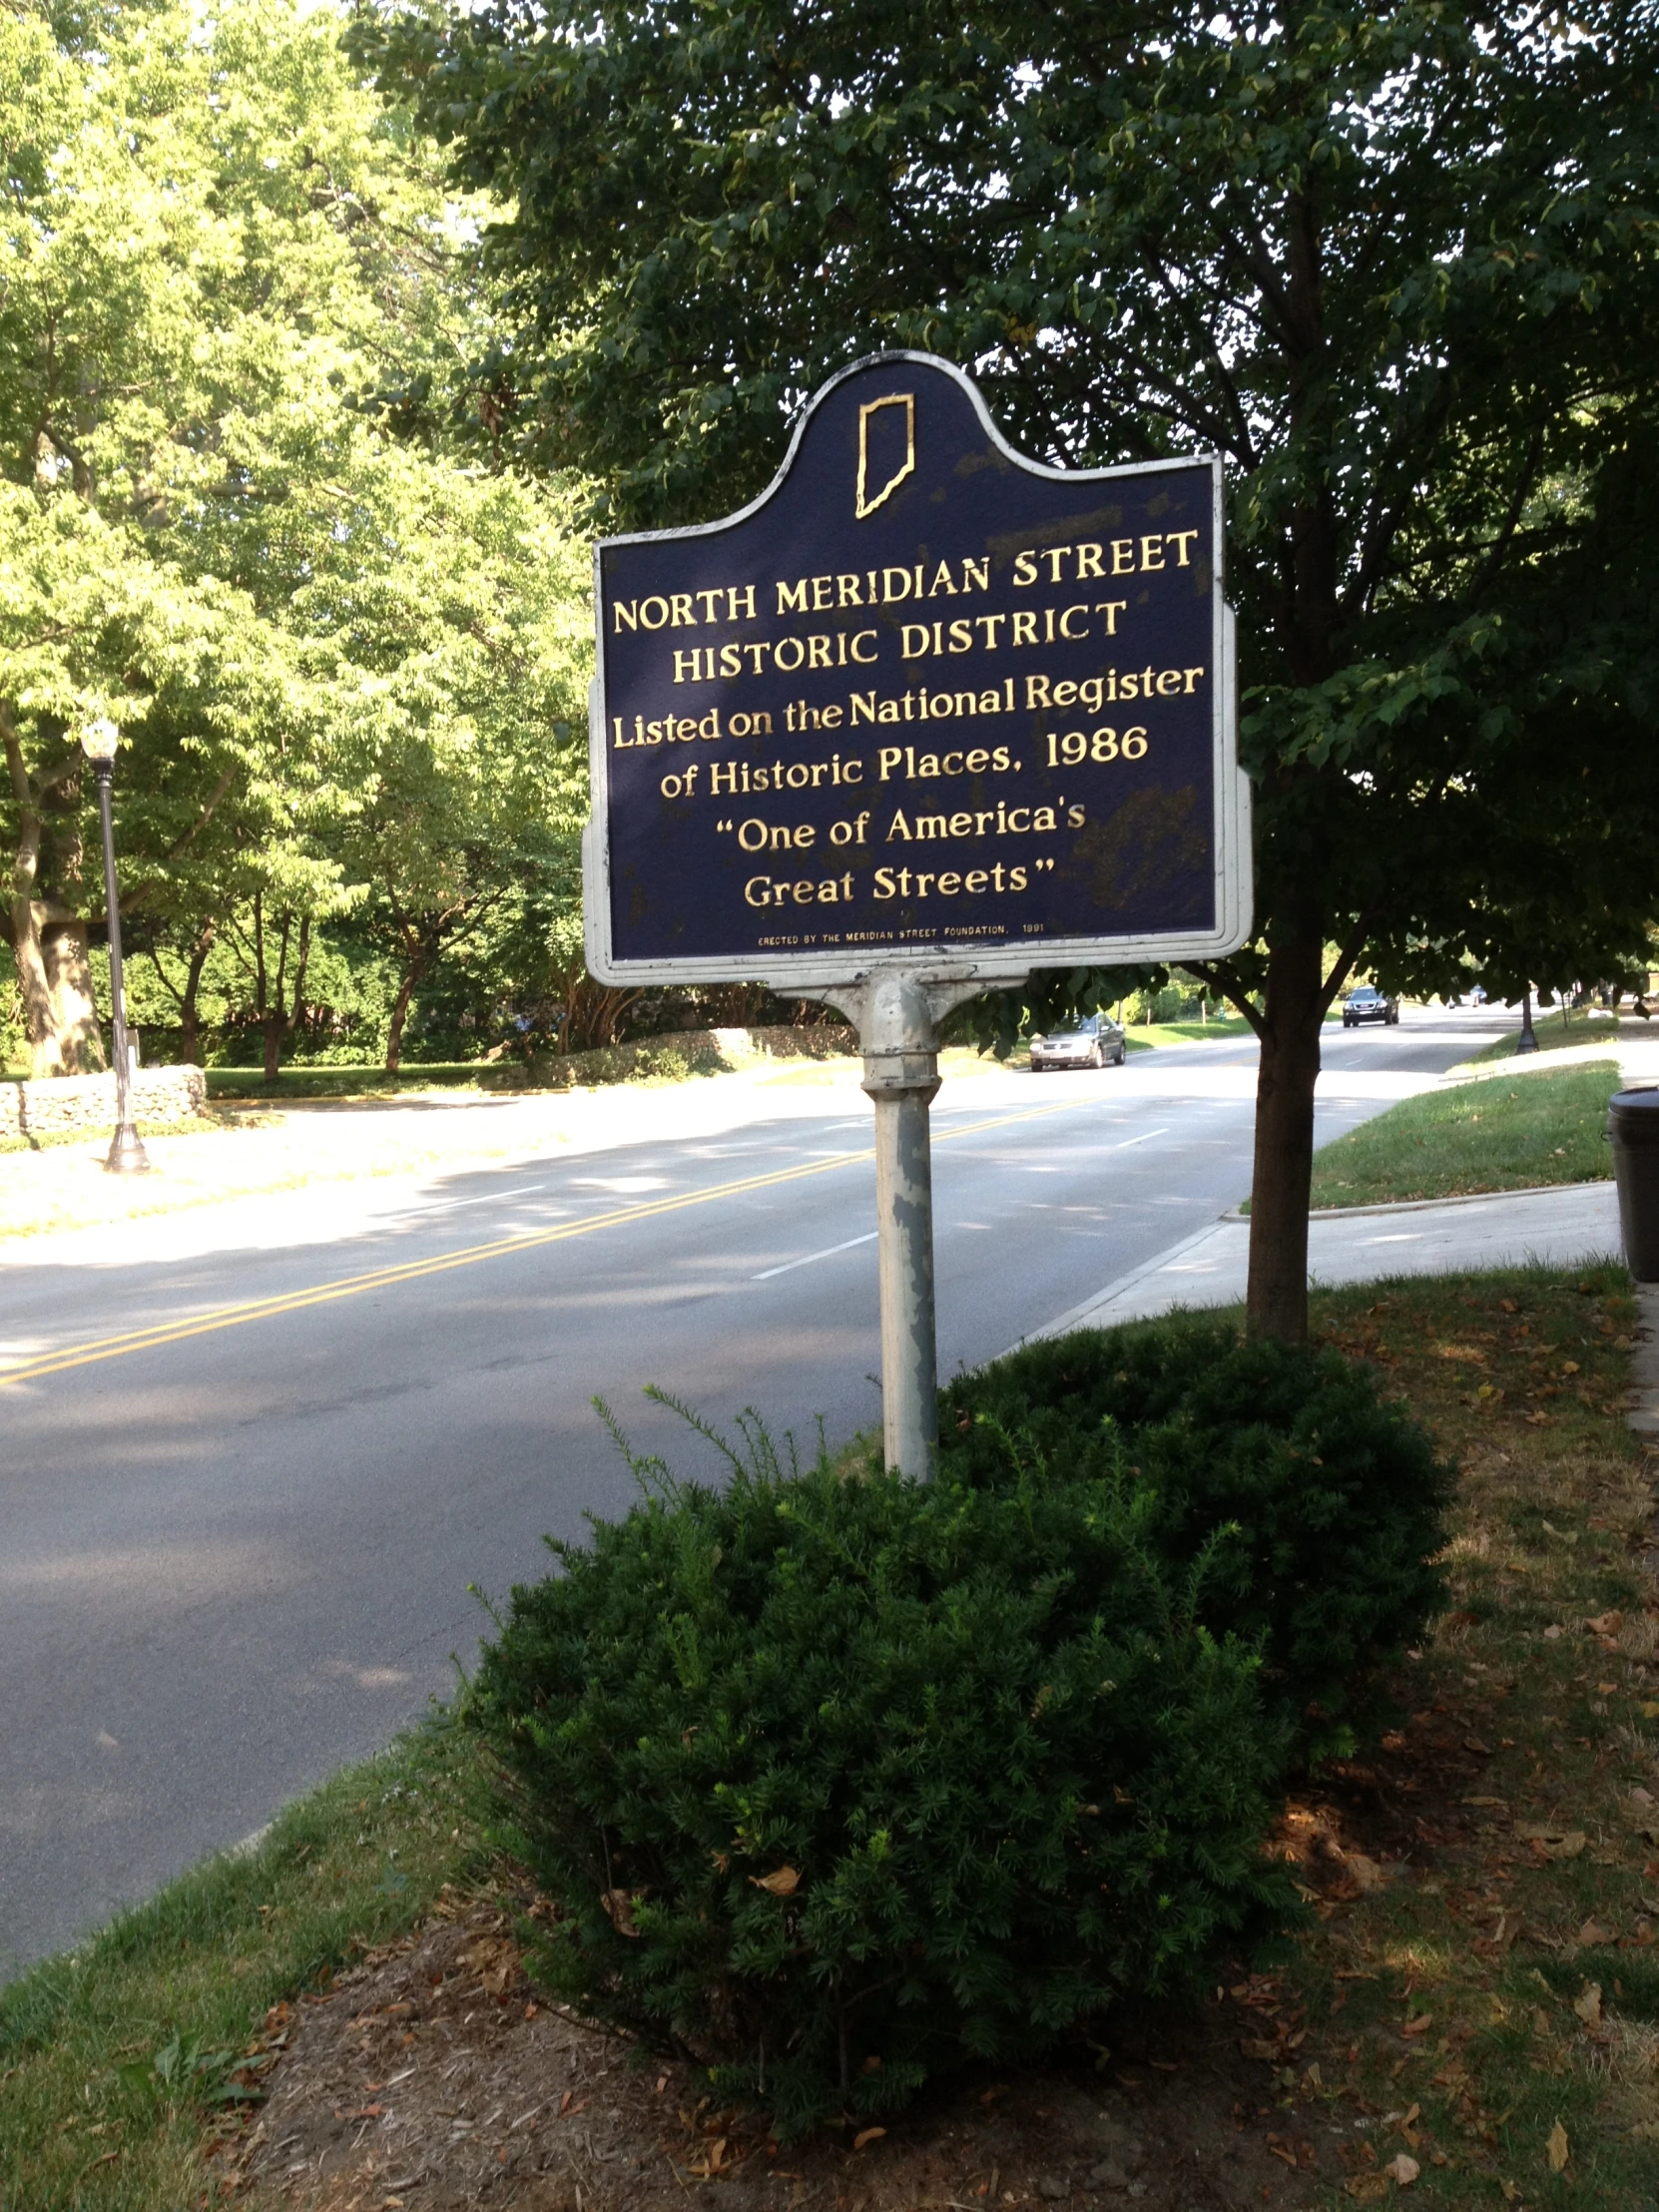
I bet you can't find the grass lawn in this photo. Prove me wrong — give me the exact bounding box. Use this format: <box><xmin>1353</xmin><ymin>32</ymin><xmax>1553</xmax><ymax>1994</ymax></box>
<box><xmin>203</xmin><ymin>1061</ymin><xmax>532</xmax><ymax>1101</ymax></box>
<box><xmin>0</xmin><ymin>1713</ymin><xmax>487</xmax><ymax>2211</ymax></box>
<box><xmin>1471</xmin><ymin>1008</ymin><xmax>1649</xmax><ymax>1064</ymax></box>
<box><xmin>1126</xmin><ymin>1014</ymin><xmax>1255</xmax><ymax>1047</ymax></box>
<box><xmin>4</xmin><ymin>1265</ymin><xmax>1654</xmax><ymax>2209</ymax></box>
<box><xmin>1306</xmin><ymin>1061</ymin><xmax>1620</xmax><ymax>1210</ymax></box>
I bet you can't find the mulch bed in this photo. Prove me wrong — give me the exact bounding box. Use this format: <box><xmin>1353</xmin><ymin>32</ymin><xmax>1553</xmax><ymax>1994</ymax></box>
<box><xmin>225</xmin><ymin>1785</ymin><xmax>1444</xmax><ymax>2212</ymax></box>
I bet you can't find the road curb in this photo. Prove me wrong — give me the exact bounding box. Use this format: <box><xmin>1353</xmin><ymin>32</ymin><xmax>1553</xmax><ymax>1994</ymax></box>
<box><xmin>1220</xmin><ymin>1179</ymin><xmax>1612</xmax><ymax>1225</ymax></box>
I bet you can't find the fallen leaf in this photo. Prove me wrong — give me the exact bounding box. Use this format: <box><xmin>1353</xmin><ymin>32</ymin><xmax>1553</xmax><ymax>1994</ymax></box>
<box><xmin>1240</xmin><ymin>2038</ymin><xmax>1281</xmax><ymax>2061</ymax></box>
<box><xmin>599</xmin><ymin>1889</ymin><xmax>642</xmax><ymax>1936</ymax></box>
<box><xmin>1382</xmin><ymin>2152</ymin><xmax>1421</xmax><ymax>2186</ymax></box>
<box><xmin>1543</xmin><ymin>1624</ymin><xmax>1564</xmax><ymax>1640</ymax></box>
<box><xmin>1573</xmin><ymin>1983</ymin><xmax>1602</xmax><ymax>2027</ymax></box>
<box><xmin>852</xmin><ymin>2126</ymin><xmax>885</xmax><ymax>2150</ymax></box>
<box><xmin>1402</xmin><ymin>2013</ymin><xmax>1433</xmax><ymax>2037</ymax></box>
<box><xmin>750</xmin><ymin>1867</ymin><xmax>801</xmax><ymax>1897</ymax></box>
<box><xmin>1344</xmin><ymin>2177</ymin><xmax>1390</xmax><ymax>2203</ymax></box>
<box><xmin>1515</xmin><ymin>1822</ymin><xmax>1586</xmax><ymax>1859</ymax></box>
<box><xmin>1577</xmin><ymin>1919</ymin><xmax>1612</xmax><ymax>1946</ymax></box>
<box><xmin>1546</xmin><ymin>2119</ymin><xmax>1569</xmax><ymax>2174</ymax></box>
<box><xmin>1585</xmin><ymin>1611</ymin><xmax>1623</xmax><ymax>1634</ymax></box>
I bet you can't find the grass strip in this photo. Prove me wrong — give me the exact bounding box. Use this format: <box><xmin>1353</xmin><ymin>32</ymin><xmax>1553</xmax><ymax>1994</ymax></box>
<box><xmin>1470</xmin><ymin>1008</ymin><xmax>1649</xmax><ymax>1063</ymax></box>
<box><xmin>1306</xmin><ymin>1061</ymin><xmax>1620</xmax><ymax>1210</ymax></box>
<box><xmin>0</xmin><ymin>1710</ymin><xmax>488</xmax><ymax>2212</ymax></box>
<box><xmin>1277</xmin><ymin>1260</ymin><xmax>1656</xmax><ymax>2204</ymax></box>
<box><xmin>1125</xmin><ymin>1015</ymin><xmax>1255</xmax><ymax>1047</ymax></box>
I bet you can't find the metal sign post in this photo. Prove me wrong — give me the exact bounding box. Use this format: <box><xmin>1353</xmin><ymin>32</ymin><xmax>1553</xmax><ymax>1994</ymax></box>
<box><xmin>582</xmin><ymin>350</ymin><xmax>1251</xmax><ymax>1476</ymax></box>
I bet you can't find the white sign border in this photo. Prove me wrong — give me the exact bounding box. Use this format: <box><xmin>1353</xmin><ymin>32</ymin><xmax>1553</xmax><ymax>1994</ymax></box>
<box><xmin>583</xmin><ymin>349</ymin><xmax>1252</xmax><ymax>989</ymax></box>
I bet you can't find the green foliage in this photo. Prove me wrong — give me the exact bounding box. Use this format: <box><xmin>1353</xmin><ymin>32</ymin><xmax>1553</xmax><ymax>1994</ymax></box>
<box><xmin>358</xmin><ymin>0</ymin><xmax>1659</xmax><ymax>1003</ymax></box>
<box><xmin>0</xmin><ymin>0</ymin><xmax>591</xmax><ymax>1078</ymax></box>
<box><xmin>938</xmin><ymin>1320</ymin><xmax>1453</xmax><ymax>1759</ymax></box>
<box><xmin>360</xmin><ymin>0</ymin><xmax>1659</xmax><ymax>1341</ymax></box>
<box><xmin>469</xmin><ymin>1402</ymin><xmax>1302</xmax><ymax>2136</ymax></box>
<box><xmin>1305</xmin><ymin>1061</ymin><xmax>1619</xmax><ymax>1209</ymax></box>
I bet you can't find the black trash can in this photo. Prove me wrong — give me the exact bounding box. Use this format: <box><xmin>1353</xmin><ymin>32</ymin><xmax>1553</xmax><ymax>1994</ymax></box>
<box><xmin>1608</xmin><ymin>1086</ymin><xmax>1659</xmax><ymax>1281</ymax></box>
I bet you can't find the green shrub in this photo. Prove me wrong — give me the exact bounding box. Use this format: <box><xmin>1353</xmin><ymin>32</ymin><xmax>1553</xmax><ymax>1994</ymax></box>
<box><xmin>470</xmin><ymin>1409</ymin><xmax>1301</xmax><ymax>2136</ymax></box>
<box><xmin>937</xmin><ymin>1319</ymin><xmax>1452</xmax><ymax>1759</ymax></box>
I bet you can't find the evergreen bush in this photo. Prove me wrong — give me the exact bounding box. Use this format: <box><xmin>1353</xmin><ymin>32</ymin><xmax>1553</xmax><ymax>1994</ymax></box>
<box><xmin>937</xmin><ymin>1319</ymin><xmax>1452</xmax><ymax>1758</ymax></box>
<box><xmin>469</xmin><ymin>1409</ymin><xmax>1301</xmax><ymax>2136</ymax></box>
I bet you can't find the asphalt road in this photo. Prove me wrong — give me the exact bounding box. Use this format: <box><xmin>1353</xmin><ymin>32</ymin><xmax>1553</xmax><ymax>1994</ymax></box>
<box><xmin>0</xmin><ymin>1010</ymin><xmax>1504</xmax><ymax>1971</ymax></box>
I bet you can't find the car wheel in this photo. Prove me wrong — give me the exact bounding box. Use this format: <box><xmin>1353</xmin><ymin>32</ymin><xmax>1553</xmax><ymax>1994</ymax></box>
<box><xmin>1114</xmin><ymin>1044</ymin><xmax>1126</xmax><ymax>1064</ymax></box>
<box><xmin>1089</xmin><ymin>1044</ymin><xmax>1103</xmax><ymax>1068</ymax></box>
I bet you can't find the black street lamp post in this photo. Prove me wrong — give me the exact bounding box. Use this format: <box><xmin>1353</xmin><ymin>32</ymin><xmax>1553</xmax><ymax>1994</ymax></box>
<box><xmin>79</xmin><ymin>717</ymin><xmax>149</xmax><ymax>1175</ymax></box>
<box><xmin>1516</xmin><ymin>987</ymin><xmax>1539</xmax><ymax>1056</ymax></box>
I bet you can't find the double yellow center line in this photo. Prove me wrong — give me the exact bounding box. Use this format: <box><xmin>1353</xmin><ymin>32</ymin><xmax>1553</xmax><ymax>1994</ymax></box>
<box><xmin>1</xmin><ymin>1096</ymin><xmax>1091</xmax><ymax>1388</ymax></box>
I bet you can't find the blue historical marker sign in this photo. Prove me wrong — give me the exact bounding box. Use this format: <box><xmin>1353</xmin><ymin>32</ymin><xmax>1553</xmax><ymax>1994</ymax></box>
<box><xmin>584</xmin><ymin>352</ymin><xmax>1249</xmax><ymax>986</ymax></box>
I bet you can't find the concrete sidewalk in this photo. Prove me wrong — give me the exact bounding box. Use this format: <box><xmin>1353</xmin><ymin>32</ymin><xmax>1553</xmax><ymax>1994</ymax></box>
<box><xmin>1029</xmin><ymin>1179</ymin><xmax>1625</xmax><ymax>1342</ymax></box>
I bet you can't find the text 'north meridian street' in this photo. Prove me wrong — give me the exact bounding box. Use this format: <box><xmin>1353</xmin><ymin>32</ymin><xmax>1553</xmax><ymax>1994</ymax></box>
<box><xmin>591</xmin><ymin>360</ymin><xmax>1229</xmax><ymax>969</ymax></box>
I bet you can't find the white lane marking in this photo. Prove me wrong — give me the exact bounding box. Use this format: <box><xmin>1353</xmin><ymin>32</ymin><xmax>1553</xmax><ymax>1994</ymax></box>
<box><xmin>750</xmin><ymin>1127</ymin><xmax>1171</xmax><ymax>1279</ymax></box>
<box><xmin>752</xmin><ymin>1231</ymin><xmax>877</xmax><ymax>1281</ymax></box>
<box><xmin>384</xmin><ymin>1183</ymin><xmax>546</xmax><ymax>1220</ymax></box>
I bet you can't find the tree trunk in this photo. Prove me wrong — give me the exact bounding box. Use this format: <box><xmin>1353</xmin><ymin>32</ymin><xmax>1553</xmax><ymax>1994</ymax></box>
<box><xmin>179</xmin><ymin>923</ymin><xmax>214</xmax><ymax>1064</ymax></box>
<box><xmin>42</xmin><ymin>912</ymin><xmax>104</xmax><ymax>1074</ymax></box>
<box><xmin>385</xmin><ymin>965</ymin><xmax>418</xmax><ymax>1072</ymax></box>
<box><xmin>1244</xmin><ymin>926</ymin><xmax>1327</xmax><ymax>1345</ymax></box>
<box><xmin>258</xmin><ymin>912</ymin><xmax>310</xmax><ymax>1082</ymax></box>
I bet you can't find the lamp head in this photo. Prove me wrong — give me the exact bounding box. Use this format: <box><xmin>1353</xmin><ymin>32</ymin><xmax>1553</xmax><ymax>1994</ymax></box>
<box><xmin>79</xmin><ymin>716</ymin><xmax>119</xmax><ymax>764</ymax></box>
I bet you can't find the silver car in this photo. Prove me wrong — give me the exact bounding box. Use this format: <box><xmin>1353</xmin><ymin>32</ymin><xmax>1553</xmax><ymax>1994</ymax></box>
<box><xmin>1029</xmin><ymin>1013</ymin><xmax>1127</xmax><ymax>1070</ymax></box>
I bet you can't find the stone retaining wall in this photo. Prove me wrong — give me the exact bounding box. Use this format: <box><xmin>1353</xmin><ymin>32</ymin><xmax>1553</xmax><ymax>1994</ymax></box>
<box><xmin>3</xmin><ymin>1065</ymin><xmax>208</xmax><ymax>1140</ymax></box>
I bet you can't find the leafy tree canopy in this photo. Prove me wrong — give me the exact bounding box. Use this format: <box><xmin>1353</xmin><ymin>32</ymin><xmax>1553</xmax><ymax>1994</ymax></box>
<box><xmin>359</xmin><ymin>0</ymin><xmax>1659</xmax><ymax>1335</ymax></box>
<box><xmin>0</xmin><ymin>0</ymin><xmax>589</xmax><ymax>1079</ymax></box>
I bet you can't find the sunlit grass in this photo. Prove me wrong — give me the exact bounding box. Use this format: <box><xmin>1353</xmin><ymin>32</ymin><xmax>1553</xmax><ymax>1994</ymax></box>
<box><xmin>1306</xmin><ymin>1061</ymin><xmax>1619</xmax><ymax>1208</ymax></box>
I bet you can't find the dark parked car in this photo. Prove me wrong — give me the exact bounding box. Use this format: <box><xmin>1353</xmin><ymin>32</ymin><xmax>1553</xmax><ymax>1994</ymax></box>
<box><xmin>1343</xmin><ymin>984</ymin><xmax>1398</xmax><ymax>1027</ymax></box>
<box><xmin>1029</xmin><ymin>1012</ymin><xmax>1127</xmax><ymax>1070</ymax></box>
